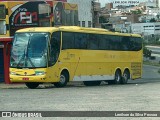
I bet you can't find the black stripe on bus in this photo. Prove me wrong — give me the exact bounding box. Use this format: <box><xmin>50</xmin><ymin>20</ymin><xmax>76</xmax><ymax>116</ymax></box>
<box><xmin>5</xmin><ymin>8</ymin><xmax>8</xmax><ymax>15</ymax></box>
<box><xmin>6</xmin><ymin>24</ymin><xmax>9</xmax><ymax>30</ymax></box>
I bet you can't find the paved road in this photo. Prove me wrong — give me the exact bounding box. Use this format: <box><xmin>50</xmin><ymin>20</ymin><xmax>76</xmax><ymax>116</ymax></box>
<box><xmin>146</xmin><ymin>46</ymin><xmax>160</xmax><ymax>54</ymax></box>
<box><xmin>0</xmin><ymin>65</ymin><xmax>160</xmax><ymax>119</ymax></box>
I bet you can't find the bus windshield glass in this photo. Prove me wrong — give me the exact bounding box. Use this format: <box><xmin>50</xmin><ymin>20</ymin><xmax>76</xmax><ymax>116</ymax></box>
<box><xmin>0</xmin><ymin>5</ymin><xmax>5</xmax><ymax>19</ymax></box>
<box><xmin>10</xmin><ymin>32</ymin><xmax>49</xmax><ymax>68</ymax></box>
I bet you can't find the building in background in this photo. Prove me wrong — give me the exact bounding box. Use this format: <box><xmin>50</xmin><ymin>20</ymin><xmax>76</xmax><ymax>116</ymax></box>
<box><xmin>67</xmin><ymin>0</ymin><xmax>100</xmax><ymax>27</ymax></box>
<box><xmin>131</xmin><ymin>22</ymin><xmax>160</xmax><ymax>42</ymax></box>
<box><xmin>92</xmin><ymin>0</ymin><xmax>101</xmax><ymax>27</ymax></box>
<box><xmin>105</xmin><ymin>3</ymin><xmax>113</xmax><ymax>10</ymax></box>
<box><xmin>146</xmin><ymin>0</ymin><xmax>158</xmax><ymax>8</ymax></box>
<box><xmin>67</xmin><ymin>0</ymin><xmax>93</xmax><ymax>27</ymax></box>
<box><xmin>131</xmin><ymin>22</ymin><xmax>160</xmax><ymax>34</ymax></box>
<box><xmin>53</xmin><ymin>1</ymin><xmax>78</xmax><ymax>26</ymax></box>
<box><xmin>158</xmin><ymin>0</ymin><xmax>160</xmax><ymax>8</ymax></box>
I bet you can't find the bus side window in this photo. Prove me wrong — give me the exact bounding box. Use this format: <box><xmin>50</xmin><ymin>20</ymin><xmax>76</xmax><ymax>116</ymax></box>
<box><xmin>75</xmin><ymin>33</ymin><xmax>87</xmax><ymax>49</ymax></box>
<box><xmin>87</xmin><ymin>34</ymin><xmax>99</xmax><ymax>50</ymax></box>
<box><xmin>98</xmin><ymin>34</ymin><xmax>108</xmax><ymax>50</ymax></box>
<box><xmin>49</xmin><ymin>32</ymin><xmax>60</xmax><ymax>66</ymax></box>
<box><xmin>121</xmin><ymin>36</ymin><xmax>129</xmax><ymax>51</ymax></box>
<box><xmin>111</xmin><ymin>36</ymin><xmax>121</xmax><ymax>50</ymax></box>
<box><xmin>130</xmin><ymin>37</ymin><xmax>142</xmax><ymax>51</ymax></box>
<box><xmin>99</xmin><ymin>35</ymin><xmax>105</xmax><ymax>50</ymax></box>
<box><xmin>104</xmin><ymin>35</ymin><xmax>112</xmax><ymax>50</ymax></box>
<box><xmin>108</xmin><ymin>35</ymin><xmax>115</xmax><ymax>50</ymax></box>
<box><xmin>62</xmin><ymin>32</ymin><xmax>75</xmax><ymax>49</ymax></box>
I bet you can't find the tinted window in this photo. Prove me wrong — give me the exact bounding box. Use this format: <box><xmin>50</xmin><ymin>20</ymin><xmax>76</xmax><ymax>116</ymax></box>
<box><xmin>108</xmin><ymin>35</ymin><xmax>121</xmax><ymax>50</ymax></box>
<box><xmin>62</xmin><ymin>32</ymin><xmax>74</xmax><ymax>49</ymax></box>
<box><xmin>49</xmin><ymin>32</ymin><xmax>61</xmax><ymax>66</ymax></box>
<box><xmin>0</xmin><ymin>5</ymin><xmax>5</xmax><ymax>19</ymax></box>
<box><xmin>75</xmin><ymin>33</ymin><xmax>87</xmax><ymax>49</ymax></box>
<box><xmin>87</xmin><ymin>34</ymin><xmax>99</xmax><ymax>50</ymax></box>
<box><xmin>62</xmin><ymin>31</ymin><xmax>142</xmax><ymax>51</ymax></box>
<box><xmin>129</xmin><ymin>37</ymin><xmax>142</xmax><ymax>51</ymax></box>
<box><xmin>120</xmin><ymin>36</ymin><xmax>130</xmax><ymax>50</ymax></box>
<box><xmin>99</xmin><ymin>35</ymin><xmax>107</xmax><ymax>50</ymax></box>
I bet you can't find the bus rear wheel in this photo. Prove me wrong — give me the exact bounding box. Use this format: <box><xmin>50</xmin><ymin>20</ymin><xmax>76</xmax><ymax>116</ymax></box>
<box><xmin>25</xmin><ymin>82</ymin><xmax>39</xmax><ymax>89</ymax></box>
<box><xmin>83</xmin><ymin>81</ymin><xmax>101</xmax><ymax>86</ymax></box>
<box><xmin>114</xmin><ymin>70</ymin><xmax>122</xmax><ymax>84</ymax></box>
<box><xmin>54</xmin><ymin>72</ymin><xmax>68</xmax><ymax>88</ymax></box>
<box><xmin>108</xmin><ymin>70</ymin><xmax>122</xmax><ymax>85</ymax></box>
<box><xmin>121</xmin><ymin>70</ymin><xmax>130</xmax><ymax>84</ymax></box>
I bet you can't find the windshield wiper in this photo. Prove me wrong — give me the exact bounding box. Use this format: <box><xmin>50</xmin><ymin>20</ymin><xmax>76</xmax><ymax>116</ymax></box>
<box><xmin>16</xmin><ymin>35</ymin><xmax>36</xmax><ymax>68</ymax></box>
<box><xmin>25</xmin><ymin>36</ymin><xmax>35</xmax><ymax>68</ymax></box>
<box><xmin>25</xmin><ymin>57</ymin><xmax>35</xmax><ymax>68</ymax></box>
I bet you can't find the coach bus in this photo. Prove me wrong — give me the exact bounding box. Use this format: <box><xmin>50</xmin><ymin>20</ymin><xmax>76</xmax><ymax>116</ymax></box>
<box><xmin>10</xmin><ymin>26</ymin><xmax>143</xmax><ymax>89</ymax></box>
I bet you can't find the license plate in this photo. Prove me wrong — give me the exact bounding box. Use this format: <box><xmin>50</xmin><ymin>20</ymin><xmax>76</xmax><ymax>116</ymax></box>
<box><xmin>22</xmin><ymin>77</ymin><xmax>29</xmax><ymax>80</ymax></box>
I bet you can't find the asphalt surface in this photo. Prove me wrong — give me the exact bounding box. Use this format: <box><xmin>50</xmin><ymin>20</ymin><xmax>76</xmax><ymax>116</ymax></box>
<box><xmin>0</xmin><ymin>65</ymin><xmax>160</xmax><ymax>119</ymax></box>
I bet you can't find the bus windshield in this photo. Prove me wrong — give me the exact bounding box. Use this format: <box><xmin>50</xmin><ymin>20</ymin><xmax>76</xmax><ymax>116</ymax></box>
<box><xmin>10</xmin><ymin>32</ymin><xmax>49</xmax><ymax>68</ymax></box>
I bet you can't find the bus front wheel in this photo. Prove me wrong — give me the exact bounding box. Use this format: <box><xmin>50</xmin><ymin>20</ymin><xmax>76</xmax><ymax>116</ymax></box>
<box><xmin>54</xmin><ymin>72</ymin><xmax>68</xmax><ymax>88</ymax></box>
<box><xmin>25</xmin><ymin>82</ymin><xmax>39</xmax><ymax>89</ymax></box>
<box><xmin>83</xmin><ymin>81</ymin><xmax>101</xmax><ymax>86</ymax></box>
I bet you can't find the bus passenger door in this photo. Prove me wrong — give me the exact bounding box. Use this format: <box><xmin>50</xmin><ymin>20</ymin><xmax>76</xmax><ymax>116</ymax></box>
<box><xmin>47</xmin><ymin>32</ymin><xmax>61</xmax><ymax>82</ymax></box>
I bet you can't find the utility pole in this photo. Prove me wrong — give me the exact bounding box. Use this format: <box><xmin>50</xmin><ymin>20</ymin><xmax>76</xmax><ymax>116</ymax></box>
<box><xmin>91</xmin><ymin>0</ymin><xmax>100</xmax><ymax>28</ymax></box>
<box><xmin>92</xmin><ymin>0</ymin><xmax>95</xmax><ymax>27</ymax></box>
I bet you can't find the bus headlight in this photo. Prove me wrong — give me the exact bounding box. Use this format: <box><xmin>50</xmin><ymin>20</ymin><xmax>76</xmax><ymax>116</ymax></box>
<box><xmin>0</xmin><ymin>20</ymin><xmax>6</xmax><ymax>35</ymax></box>
<box><xmin>35</xmin><ymin>71</ymin><xmax>46</xmax><ymax>76</ymax></box>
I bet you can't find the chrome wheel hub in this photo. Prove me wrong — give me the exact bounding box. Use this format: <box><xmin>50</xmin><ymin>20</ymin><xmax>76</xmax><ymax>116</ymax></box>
<box><xmin>60</xmin><ymin>75</ymin><xmax>65</xmax><ymax>84</ymax></box>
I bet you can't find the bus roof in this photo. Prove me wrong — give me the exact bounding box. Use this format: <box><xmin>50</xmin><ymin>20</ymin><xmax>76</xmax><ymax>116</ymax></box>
<box><xmin>16</xmin><ymin>27</ymin><xmax>60</xmax><ymax>33</ymax></box>
<box><xmin>16</xmin><ymin>26</ymin><xmax>141</xmax><ymax>37</ymax></box>
<box><xmin>59</xmin><ymin>26</ymin><xmax>109</xmax><ymax>32</ymax></box>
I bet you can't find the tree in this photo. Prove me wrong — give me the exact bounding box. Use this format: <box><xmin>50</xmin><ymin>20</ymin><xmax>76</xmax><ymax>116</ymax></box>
<box><xmin>143</xmin><ymin>47</ymin><xmax>152</xmax><ymax>58</ymax></box>
<box><xmin>131</xmin><ymin>9</ymin><xmax>142</xmax><ymax>14</ymax></box>
<box><xmin>150</xmin><ymin>18</ymin><xmax>156</xmax><ymax>22</ymax></box>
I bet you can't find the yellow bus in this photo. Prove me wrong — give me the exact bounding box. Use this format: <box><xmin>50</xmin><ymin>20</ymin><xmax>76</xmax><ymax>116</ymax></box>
<box><xmin>10</xmin><ymin>26</ymin><xmax>143</xmax><ymax>89</ymax></box>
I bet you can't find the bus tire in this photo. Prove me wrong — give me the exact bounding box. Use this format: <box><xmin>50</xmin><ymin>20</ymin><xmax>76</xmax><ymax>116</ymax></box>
<box><xmin>54</xmin><ymin>71</ymin><xmax>68</xmax><ymax>88</ymax></box>
<box><xmin>121</xmin><ymin>70</ymin><xmax>130</xmax><ymax>84</ymax></box>
<box><xmin>114</xmin><ymin>70</ymin><xmax>121</xmax><ymax>84</ymax></box>
<box><xmin>83</xmin><ymin>81</ymin><xmax>101</xmax><ymax>86</ymax></box>
<box><xmin>25</xmin><ymin>82</ymin><xmax>39</xmax><ymax>89</ymax></box>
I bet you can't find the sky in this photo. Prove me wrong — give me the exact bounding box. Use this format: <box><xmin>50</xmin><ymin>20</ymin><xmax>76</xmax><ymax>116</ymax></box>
<box><xmin>99</xmin><ymin>0</ymin><xmax>109</xmax><ymax>7</ymax></box>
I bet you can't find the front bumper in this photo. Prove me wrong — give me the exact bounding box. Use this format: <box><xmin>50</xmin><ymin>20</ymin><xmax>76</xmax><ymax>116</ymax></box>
<box><xmin>10</xmin><ymin>75</ymin><xmax>46</xmax><ymax>83</ymax></box>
